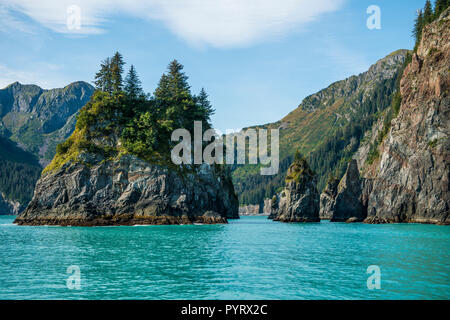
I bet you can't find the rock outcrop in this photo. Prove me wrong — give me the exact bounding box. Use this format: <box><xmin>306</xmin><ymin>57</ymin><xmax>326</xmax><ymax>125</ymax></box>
<box><xmin>14</xmin><ymin>64</ymin><xmax>239</xmax><ymax>226</ymax></box>
<box><xmin>272</xmin><ymin>157</ymin><xmax>320</xmax><ymax>223</ymax></box>
<box><xmin>330</xmin><ymin>160</ymin><xmax>366</xmax><ymax>222</ymax></box>
<box><xmin>239</xmin><ymin>204</ymin><xmax>261</xmax><ymax>216</ymax></box>
<box><xmin>15</xmin><ymin>154</ymin><xmax>239</xmax><ymax>226</ymax></box>
<box><xmin>363</xmin><ymin>9</ymin><xmax>450</xmax><ymax>224</ymax></box>
<box><xmin>322</xmin><ymin>9</ymin><xmax>450</xmax><ymax>225</ymax></box>
<box><xmin>0</xmin><ymin>193</ymin><xmax>25</xmax><ymax>215</ymax></box>
<box><xmin>232</xmin><ymin>49</ymin><xmax>409</xmax><ymax>208</ymax></box>
<box><xmin>319</xmin><ymin>178</ymin><xmax>339</xmax><ymax>219</ymax></box>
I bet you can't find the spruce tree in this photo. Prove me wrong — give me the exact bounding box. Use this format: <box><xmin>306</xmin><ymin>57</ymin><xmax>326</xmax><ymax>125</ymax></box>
<box><xmin>424</xmin><ymin>0</ymin><xmax>434</xmax><ymax>23</ymax></box>
<box><xmin>124</xmin><ymin>65</ymin><xmax>144</xmax><ymax>99</ymax></box>
<box><xmin>413</xmin><ymin>10</ymin><xmax>424</xmax><ymax>51</ymax></box>
<box><xmin>196</xmin><ymin>88</ymin><xmax>215</xmax><ymax>123</ymax></box>
<box><xmin>434</xmin><ymin>0</ymin><xmax>449</xmax><ymax>17</ymax></box>
<box><xmin>154</xmin><ymin>60</ymin><xmax>196</xmax><ymax>130</ymax></box>
<box><xmin>110</xmin><ymin>51</ymin><xmax>125</xmax><ymax>94</ymax></box>
<box><xmin>94</xmin><ymin>57</ymin><xmax>113</xmax><ymax>93</ymax></box>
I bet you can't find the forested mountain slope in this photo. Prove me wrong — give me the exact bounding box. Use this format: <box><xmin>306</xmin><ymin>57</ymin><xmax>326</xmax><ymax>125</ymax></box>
<box><xmin>233</xmin><ymin>50</ymin><xmax>409</xmax><ymax>206</ymax></box>
<box><xmin>0</xmin><ymin>81</ymin><xmax>94</xmax><ymax>214</ymax></box>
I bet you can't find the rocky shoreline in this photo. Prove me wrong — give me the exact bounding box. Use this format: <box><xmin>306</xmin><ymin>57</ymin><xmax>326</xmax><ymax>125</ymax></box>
<box><xmin>14</xmin><ymin>214</ymin><xmax>227</xmax><ymax>226</ymax></box>
<box><xmin>15</xmin><ymin>154</ymin><xmax>239</xmax><ymax>226</ymax></box>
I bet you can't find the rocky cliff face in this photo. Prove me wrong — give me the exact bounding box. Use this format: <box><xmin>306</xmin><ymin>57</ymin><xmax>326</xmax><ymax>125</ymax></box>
<box><xmin>239</xmin><ymin>204</ymin><xmax>261</xmax><ymax>215</ymax></box>
<box><xmin>0</xmin><ymin>81</ymin><xmax>94</xmax><ymax>166</ymax></box>
<box><xmin>15</xmin><ymin>153</ymin><xmax>239</xmax><ymax>226</ymax></box>
<box><xmin>363</xmin><ymin>9</ymin><xmax>450</xmax><ymax>224</ymax></box>
<box><xmin>0</xmin><ymin>81</ymin><xmax>94</xmax><ymax>215</ymax></box>
<box><xmin>272</xmin><ymin>157</ymin><xmax>320</xmax><ymax>223</ymax></box>
<box><xmin>232</xmin><ymin>49</ymin><xmax>408</xmax><ymax>207</ymax></box>
<box><xmin>329</xmin><ymin>160</ymin><xmax>366</xmax><ymax>222</ymax></box>
<box><xmin>0</xmin><ymin>193</ymin><xmax>24</xmax><ymax>215</ymax></box>
<box><xmin>320</xmin><ymin>9</ymin><xmax>450</xmax><ymax>225</ymax></box>
<box><xmin>319</xmin><ymin>178</ymin><xmax>339</xmax><ymax>220</ymax></box>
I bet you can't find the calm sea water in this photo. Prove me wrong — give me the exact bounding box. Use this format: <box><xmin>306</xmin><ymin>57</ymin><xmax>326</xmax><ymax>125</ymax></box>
<box><xmin>0</xmin><ymin>215</ymin><xmax>449</xmax><ymax>300</ymax></box>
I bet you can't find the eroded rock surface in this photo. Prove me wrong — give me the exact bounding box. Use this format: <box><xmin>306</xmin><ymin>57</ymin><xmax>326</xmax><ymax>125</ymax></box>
<box><xmin>15</xmin><ymin>154</ymin><xmax>239</xmax><ymax>226</ymax></box>
<box><xmin>272</xmin><ymin>157</ymin><xmax>320</xmax><ymax>223</ymax></box>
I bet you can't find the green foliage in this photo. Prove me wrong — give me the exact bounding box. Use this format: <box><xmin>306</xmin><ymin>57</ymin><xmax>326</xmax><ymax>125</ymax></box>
<box><xmin>435</xmin><ymin>0</ymin><xmax>450</xmax><ymax>17</ymax></box>
<box><xmin>94</xmin><ymin>52</ymin><xmax>125</xmax><ymax>94</ymax></box>
<box><xmin>363</xmin><ymin>51</ymin><xmax>412</xmax><ymax>167</ymax></box>
<box><xmin>124</xmin><ymin>65</ymin><xmax>144</xmax><ymax>99</ymax></box>
<box><xmin>413</xmin><ymin>0</ymin><xmax>449</xmax><ymax>51</ymax></box>
<box><xmin>234</xmin><ymin>54</ymin><xmax>407</xmax><ymax>205</ymax></box>
<box><xmin>366</xmin><ymin>144</ymin><xmax>380</xmax><ymax>165</ymax></box>
<box><xmin>46</xmin><ymin>55</ymin><xmax>215</xmax><ymax>174</ymax></box>
<box><xmin>0</xmin><ymin>136</ymin><xmax>41</xmax><ymax>204</ymax></box>
<box><xmin>121</xmin><ymin>111</ymin><xmax>160</xmax><ymax>160</ymax></box>
<box><xmin>285</xmin><ymin>152</ymin><xmax>314</xmax><ymax>183</ymax></box>
<box><xmin>196</xmin><ymin>88</ymin><xmax>215</xmax><ymax>123</ymax></box>
<box><xmin>424</xmin><ymin>0</ymin><xmax>434</xmax><ymax>23</ymax></box>
<box><xmin>55</xmin><ymin>138</ymin><xmax>73</xmax><ymax>154</ymax></box>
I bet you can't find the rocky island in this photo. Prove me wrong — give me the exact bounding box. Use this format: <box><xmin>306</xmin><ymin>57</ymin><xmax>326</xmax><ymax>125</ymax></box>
<box><xmin>15</xmin><ymin>56</ymin><xmax>238</xmax><ymax>226</ymax></box>
<box><xmin>270</xmin><ymin>153</ymin><xmax>320</xmax><ymax>223</ymax></box>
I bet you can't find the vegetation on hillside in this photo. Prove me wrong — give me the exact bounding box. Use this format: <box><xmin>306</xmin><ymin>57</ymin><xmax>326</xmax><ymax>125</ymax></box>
<box><xmin>234</xmin><ymin>54</ymin><xmax>406</xmax><ymax>205</ymax></box>
<box><xmin>413</xmin><ymin>0</ymin><xmax>449</xmax><ymax>51</ymax></box>
<box><xmin>235</xmin><ymin>3</ymin><xmax>449</xmax><ymax>206</ymax></box>
<box><xmin>0</xmin><ymin>136</ymin><xmax>41</xmax><ymax>204</ymax></box>
<box><xmin>45</xmin><ymin>52</ymin><xmax>215</xmax><ymax>174</ymax></box>
<box><xmin>285</xmin><ymin>151</ymin><xmax>315</xmax><ymax>184</ymax></box>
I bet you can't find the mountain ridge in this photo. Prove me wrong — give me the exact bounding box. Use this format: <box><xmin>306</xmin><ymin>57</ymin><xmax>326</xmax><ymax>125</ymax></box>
<box><xmin>232</xmin><ymin>49</ymin><xmax>409</xmax><ymax>206</ymax></box>
<box><xmin>0</xmin><ymin>81</ymin><xmax>94</xmax><ymax>214</ymax></box>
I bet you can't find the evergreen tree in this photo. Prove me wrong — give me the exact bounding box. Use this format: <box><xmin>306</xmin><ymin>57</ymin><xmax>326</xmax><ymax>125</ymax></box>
<box><xmin>424</xmin><ymin>0</ymin><xmax>434</xmax><ymax>23</ymax></box>
<box><xmin>434</xmin><ymin>0</ymin><xmax>449</xmax><ymax>17</ymax></box>
<box><xmin>196</xmin><ymin>88</ymin><xmax>215</xmax><ymax>123</ymax></box>
<box><xmin>413</xmin><ymin>9</ymin><xmax>424</xmax><ymax>50</ymax></box>
<box><xmin>124</xmin><ymin>65</ymin><xmax>144</xmax><ymax>99</ymax></box>
<box><xmin>154</xmin><ymin>60</ymin><xmax>197</xmax><ymax>130</ymax></box>
<box><xmin>110</xmin><ymin>51</ymin><xmax>125</xmax><ymax>94</ymax></box>
<box><xmin>94</xmin><ymin>57</ymin><xmax>113</xmax><ymax>93</ymax></box>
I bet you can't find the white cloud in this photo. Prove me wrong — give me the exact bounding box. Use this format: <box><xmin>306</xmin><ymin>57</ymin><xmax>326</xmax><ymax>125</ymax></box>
<box><xmin>1</xmin><ymin>0</ymin><xmax>345</xmax><ymax>47</ymax></box>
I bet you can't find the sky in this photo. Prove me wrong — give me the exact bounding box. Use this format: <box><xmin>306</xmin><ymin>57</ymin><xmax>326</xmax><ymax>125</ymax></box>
<box><xmin>0</xmin><ymin>0</ymin><xmax>426</xmax><ymax>131</ymax></box>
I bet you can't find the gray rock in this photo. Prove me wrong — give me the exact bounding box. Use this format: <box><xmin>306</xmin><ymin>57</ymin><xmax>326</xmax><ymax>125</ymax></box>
<box><xmin>330</xmin><ymin>160</ymin><xmax>366</xmax><ymax>222</ymax></box>
<box><xmin>239</xmin><ymin>204</ymin><xmax>262</xmax><ymax>216</ymax></box>
<box><xmin>363</xmin><ymin>10</ymin><xmax>450</xmax><ymax>225</ymax></box>
<box><xmin>319</xmin><ymin>178</ymin><xmax>339</xmax><ymax>220</ymax></box>
<box><xmin>15</xmin><ymin>155</ymin><xmax>239</xmax><ymax>226</ymax></box>
<box><xmin>0</xmin><ymin>193</ymin><xmax>25</xmax><ymax>215</ymax></box>
<box><xmin>273</xmin><ymin>157</ymin><xmax>320</xmax><ymax>223</ymax></box>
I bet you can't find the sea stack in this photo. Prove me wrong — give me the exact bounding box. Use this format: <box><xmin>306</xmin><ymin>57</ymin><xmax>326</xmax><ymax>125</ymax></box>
<box><xmin>272</xmin><ymin>154</ymin><xmax>320</xmax><ymax>223</ymax></box>
<box><xmin>319</xmin><ymin>177</ymin><xmax>339</xmax><ymax>220</ymax></box>
<box><xmin>330</xmin><ymin>160</ymin><xmax>366</xmax><ymax>223</ymax></box>
<box><xmin>14</xmin><ymin>58</ymin><xmax>239</xmax><ymax>226</ymax></box>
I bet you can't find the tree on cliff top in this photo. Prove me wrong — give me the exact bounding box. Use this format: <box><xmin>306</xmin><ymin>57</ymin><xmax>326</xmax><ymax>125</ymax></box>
<box><xmin>94</xmin><ymin>51</ymin><xmax>125</xmax><ymax>94</ymax></box>
<box><xmin>124</xmin><ymin>65</ymin><xmax>144</xmax><ymax>99</ymax></box>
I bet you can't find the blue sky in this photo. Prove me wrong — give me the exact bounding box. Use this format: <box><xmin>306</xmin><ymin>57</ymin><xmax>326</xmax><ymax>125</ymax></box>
<box><xmin>0</xmin><ymin>0</ymin><xmax>425</xmax><ymax>131</ymax></box>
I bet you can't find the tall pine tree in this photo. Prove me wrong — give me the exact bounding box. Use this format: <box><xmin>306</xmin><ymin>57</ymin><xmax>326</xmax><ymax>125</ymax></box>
<box><xmin>94</xmin><ymin>57</ymin><xmax>113</xmax><ymax>93</ymax></box>
<box><xmin>413</xmin><ymin>9</ymin><xmax>424</xmax><ymax>51</ymax></box>
<box><xmin>154</xmin><ymin>60</ymin><xmax>196</xmax><ymax>130</ymax></box>
<box><xmin>434</xmin><ymin>0</ymin><xmax>449</xmax><ymax>17</ymax></box>
<box><xmin>110</xmin><ymin>51</ymin><xmax>125</xmax><ymax>94</ymax></box>
<box><xmin>424</xmin><ymin>0</ymin><xmax>434</xmax><ymax>23</ymax></box>
<box><xmin>196</xmin><ymin>88</ymin><xmax>215</xmax><ymax>123</ymax></box>
<box><xmin>124</xmin><ymin>65</ymin><xmax>144</xmax><ymax>99</ymax></box>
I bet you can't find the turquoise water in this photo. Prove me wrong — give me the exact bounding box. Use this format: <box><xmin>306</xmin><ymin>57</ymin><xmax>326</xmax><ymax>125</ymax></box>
<box><xmin>0</xmin><ymin>215</ymin><xmax>449</xmax><ymax>300</ymax></box>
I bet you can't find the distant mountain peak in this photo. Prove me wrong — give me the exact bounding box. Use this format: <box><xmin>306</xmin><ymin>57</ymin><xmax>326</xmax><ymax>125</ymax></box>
<box><xmin>296</xmin><ymin>49</ymin><xmax>409</xmax><ymax>113</ymax></box>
